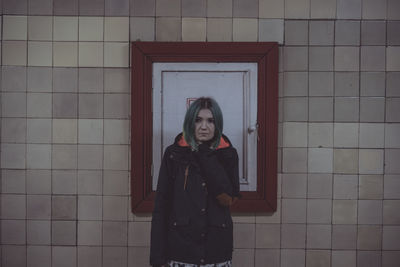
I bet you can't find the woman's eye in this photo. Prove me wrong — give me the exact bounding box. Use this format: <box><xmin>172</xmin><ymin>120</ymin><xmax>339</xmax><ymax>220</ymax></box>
<box><xmin>207</xmin><ymin>118</ymin><xmax>215</xmax><ymax>124</ymax></box>
<box><xmin>195</xmin><ymin>117</ymin><xmax>202</xmax><ymax>123</ymax></box>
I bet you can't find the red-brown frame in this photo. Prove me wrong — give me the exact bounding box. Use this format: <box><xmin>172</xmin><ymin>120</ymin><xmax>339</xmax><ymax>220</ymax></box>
<box><xmin>131</xmin><ymin>42</ymin><xmax>278</xmax><ymax>213</ymax></box>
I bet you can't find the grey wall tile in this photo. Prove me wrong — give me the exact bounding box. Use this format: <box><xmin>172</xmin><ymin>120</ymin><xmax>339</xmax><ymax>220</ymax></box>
<box><xmin>103</xmin><ymin>221</ymin><xmax>128</xmax><ymax>246</ymax></box>
<box><xmin>357</xmin><ymin>251</ymin><xmax>381</xmax><ymax>267</ymax></box>
<box><xmin>306</xmin><ymin>224</ymin><xmax>331</xmax><ymax>249</ymax></box>
<box><xmin>207</xmin><ymin>0</ymin><xmax>232</xmax><ymax>17</ymax></box>
<box><xmin>283</xmin><ymin>72</ymin><xmax>308</xmax><ymax>96</ymax></box>
<box><xmin>361</xmin><ymin>46</ymin><xmax>386</xmax><ymax>71</ymax></box>
<box><xmin>27</xmin><ymin>195</ymin><xmax>51</xmax><ymax>219</ymax></box>
<box><xmin>386</xmin><ymin>98</ymin><xmax>400</xmax><ymax>122</ymax></box>
<box><xmin>103</xmin><ymin>247</ymin><xmax>128</xmax><ymax>267</ymax></box>
<box><xmin>307</xmin><ymin>199</ymin><xmax>332</xmax><ymax>223</ymax></box>
<box><xmin>335</xmin><ymin>20</ymin><xmax>360</xmax><ymax>45</ymax></box>
<box><xmin>360</xmin><ymin>72</ymin><xmax>386</xmax><ymax>96</ymax></box>
<box><xmin>54</xmin><ymin>0</ymin><xmax>78</xmax><ymax>15</ymax></box>
<box><xmin>361</xmin><ymin>20</ymin><xmax>386</xmax><ymax>45</ymax></box>
<box><xmin>233</xmin><ymin>0</ymin><xmax>258</xmax><ymax>17</ymax></box>
<box><xmin>27</xmin><ymin>118</ymin><xmax>52</xmax><ymax>143</ymax></box>
<box><xmin>358</xmin><ymin>200</ymin><xmax>383</xmax><ymax>224</ymax></box>
<box><xmin>156</xmin><ymin>0</ymin><xmax>181</xmax><ymax>16</ymax></box>
<box><xmin>78</xmin><ymin>196</ymin><xmax>102</xmax><ymax>220</ymax></box>
<box><xmin>27</xmin><ymin>220</ymin><xmax>51</xmax><ymax>245</ymax></box>
<box><xmin>27</xmin><ymin>93</ymin><xmax>52</xmax><ymax>118</ymax></box>
<box><xmin>383</xmin><ymin>200</ymin><xmax>400</xmax><ymax>224</ymax></box>
<box><xmin>306</xmin><ymin>250</ymin><xmax>330</xmax><ymax>267</ymax></box>
<box><xmin>282</xmin><ymin>174</ymin><xmax>307</xmax><ymax>198</ymax></box>
<box><xmin>78</xmin><ymin>247</ymin><xmax>102</xmax><ymax>267</ymax></box>
<box><xmin>309</xmin><ymin>97</ymin><xmax>333</xmax><ymax>122</ymax></box>
<box><xmin>2</xmin><ymin>0</ymin><xmax>27</xmax><ymax>14</ymax></box>
<box><xmin>131</xmin><ymin>0</ymin><xmax>155</xmax><ymax>16</ymax></box>
<box><xmin>52</xmin><ymin>196</ymin><xmax>77</xmax><ymax>220</ymax></box>
<box><xmin>2</xmin><ymin>220</ymin><xmax>26</xmax><ymax>244</ymax></box>
<box><xmin>1</xmin><ymin>170</ymin><xmax>26</xmax><ymax>194</ymax></box>
<box><xmin>106</xmin><ymin>0</ymin><xmax>129</xmax><ymax>16</ymax></box>
<box><xmin>79</xmin><ymin>94</ymin><xmax>103</xmax><ymax>118</ymax></box>
<box><xmin>104</xmin><ymin>94</ymin><xmax>130</xmax><ymax>119</ymax></box>
<box><xmin>360</xmin><ymin>97</ymin><xmax>385</xmax><ymax>122</ymax></box>
<box><xmin>334</xmin><ymin>97</ymin><xmax>359</xmax><ymax>122</ymax></box>
<box><xmin>79</xmin><ymin>68</ymin><xmax>104</xmax><ymax>93</ymax></box>
<box><xmin>334</xmin><ymin>174</ymin><xmax>358</xmax><ymax>199</ymax></box>
<box><xmin>53</xmin><ymin>93</ymin><xmax>78</xmax><ymax>118</ymax></box>
<box><xmin>281</xmin><ymin>249</ymin><xmax>305</xmax><ymax>267</ymax></box>
<box><xmin>283</xmin><ymin>47</ymin><xmax>308</xmax><ymax>71</ymax></box>
<box><xmin>309</xmin><ymin>46</ymin><xmax>333</xmax><ymax>71</ymax></box>
<box><xmin>284</xmin><ymin>20</ymin><xmax>308</xmax><ymax>45</ymax></box>
<box><xmin>2</xmin><ymin>92</ymin><xmax>27</xmax><ymax>117</ymax></box>
<box><xmin>385</xmin><ymin>149</ymin><xmax>400</xmax><ymax>174</ymax></box>
<box><xmin>130</xmin><ymin>17</ymin><xmax>155</xmax><ymax>41</ymax></box>
<box><xmin>359</xmin><ymin>174</ymin><xmax>383</xmax><ymax>199</ymax></box>
<box><xmin>2</xmin><ymin>66</ymin><xmax>27</xmax><ymax>91</ymax></box>
<box><xmin>309</xmin><ymin>20</ymin><xmax>334</xmax><ymax>45</ymax></box>
<box><xmin>52</xmin><ymin>145</ymin><xmax>78</xmax><ymax>170</ymax></box>
<box><xmin>78</xmin><ymin>145</ymin><xmax>103</xmax><ymax>170</ymax></box>
<box><xmin>282</xmin><ymin>198</ymin><xmax>306</xmax><ymax>223</ymax></box>
<box><xmin>78</xmin><ymin>170</ymin><xmax>103</xmax><ymax>195</ymax></box>
<box><xmin>28</xmin><ymin>0</ymin><xmax>53</xmax><ymax>15</ymax></box>
<box><xmin>383</xmin><ymin>226</ymin><xmax>400</xmax><ymax>250</ymax></box>
<box><xmin>79</xmin><ymin>0</ymin><xmax>105</xmax><ymax>15</ymax></box>
<box><xmin>155</xmin><ymin>17</ymin><xmax>181</xmax><ymax>41</ymax></box>
<box><xmin>103</xmin><ymin>170</ymin><xmax>129</xmax><ymax>195</ymax></box>
<box><xmin>128</xmin><ymin>247</ymin><xmax>152</xmax><ymax>267</ymax></box>
<box><xmin>52</xmin><ymin>221</ymin><xmax>76</xmax><ymax>245</ymax></box>
<box><xmin>388</xmin><ymin>21</ymin><xmax>400</xmax><ymax>45</ymax></box>
<box><xmin>335</xmin><ymin>72</ymin><xmax>359</xmax><ymax>96</ymax></box>
<box><xmin>1</xmin><ymin>194</ymin><xmax>26</xmax><ymax>219</ymax></box>
<box><xmin>27</xmin><ymin>170</ymin><xmax>51</xmax><ymax>194</ymax></box>
<box><xmin>1</xmin><ymin>143</ymin><xmax>26</xmax><ymax>169</ymax></box>
<box><xmin>283</xmin><ymin>97</ymin><xmax>308</xmax><ymax>121</ymax></box>
<box><xmin>53</xmin><ymin>68</ymin><xmax>78</xmax><ymax>93</ymax></box>
<box><xmin>78</xmin><ymin>221</ymin><xmax>102</xmax><ymax>245</ymax></box>
<box><xmin>357</xmin><ymin>225</ymin><xmax>382</xmax><ymax>250</ymax></box>
<box><xmin>281</xmin><ymin>224</ymin><xmax>306</xmax><ymax>248</ymax></box>
<box><xmin>27</xmin><ymin>67</ymin><xmax>52</xmax><ymax>92</ymax></box>
<box><xmin>182</xmin><ymin>0</ymin><xmax>206</xmax><ymax>17</ymax></box>
<box><xmin>307</xmin><ymin>174</ymin><xmax>333</xmax><ymax>199</ymax></box>
<box><xmin>52</xmin><ymin>170</ymin><xmax>77</xmax><ymax>194</ymax></box>
<box><xmin>282</xmin><ymin>148</ymin><xmax>307</xmax><ymax>173</ymax></box>
<box><xmin>104</xmin><ymin>68</ymin><xmax>130</xmax><ymax>93</ymax></box>
<box><xmin>52</xmin><ymin>246</ymin><xmax>76</xmax><ymax>267</ymax></box>
<box><xmin>337</xmin><ymin>0</ymin><xmax>361</xmax><ymax>19</ymax></box>
<box><xmin>309</xmin><ymin>72</ymin><xmax>334</xmax><ymax>96</ymax></box>
<box><xmin>1</xmin><ymin>118</ymin><xmax>26</xmax><ymax>143</ymax></box>
<box><xmin>332</xmin><ymin>225</ymin><xmax>357</xmax><ymax>249</ymax></box>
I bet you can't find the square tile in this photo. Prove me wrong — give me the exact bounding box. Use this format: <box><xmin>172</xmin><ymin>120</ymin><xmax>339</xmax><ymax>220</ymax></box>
<box><xmin>360</xmin><ymin>72</ymin><xmax>385</xmax><ymax>96</ymax></box>
<box><xmin>284</xmin><ymin>20</ymin><xmax>308</xmax><ymax>45</ymax></box>
<box><xmin>131</xmin><ymin>0</ymin><xmax>155</xmax><ymax>16</ymax></box>
<box><xmin>306</xmin><ymin>224</ymin><xmax>331</xmax><ymax>249</ymax></box>
<box><xmin>53</xmin><ymin>16</ymin><xmax>78</xmax><ymax>41</ymax></box>
<box><xmin>104</xmin><ymin>145</ymin><xmax>129</xmax><ymax>170</ymax></box>
<box><xmin>359</xmin><ymin>149</ymin><xmax>384</xmax><ymax>174</ymax></box>
<box><xmin>361</xmin><ymin>46</ymin><xmax>386</xmax><ymax>71</ymax></box>
<box><xmin>27</xmin><ymin>195</ymin><xmax>51</xmax><ymax>219</ymax></box>
<box><xmin>206</xmin><ymin>18</ymin><xmax>232</xmax><ymax>41</ymax></box>
<box><xmin>388</xmin><ymin>21</ymin><xmax>400</xmax><ymax>45</ymax></box>
<box><xmin>387</xmin><ymin>47</ymin><xmax>400</xmax><ymax>71</ymax></box>
<box><xmin>78</xmin><ymin>119</ymin><xmax>103</xmax><ymax>144</ymax></box>
<box><xmin>103</xmin><ymin>170</ymin><xmax>129</xmax><ymax>195</ymax></box>
<box><xmin>385</xmin><ymin>123</ymin><xmax>400</xmax><ymax>148</ymax></box>
<box><xmin>53</xmin><ymin>42</ymin><xmax>78</xmax><ymax>67</ymax></box>
<box><xmin>255</xmin><ymin>224</ymin><xmax>281</xmax><ymax>248</ymax></box>
<box><xmin>285</xmin><ymin>0</ymin><xmax>310</xmax><ymax>19</ymax></box>
<box><xmin>155</xmin><ymin>17</ymin><xmax>181</xmax><ymax>41</ymax></box>
<box><xmin>233</xmin><ymin>18</ymin><xmax>258</xmax><ymax>41</ymax></box>
<box><xmin>332</xmin><ymin>225</ymin><xmax>357</xmax><ymax>249</ymax></box>
<box><xmin>283</xmin><ymin>72</ymin><xmax>308</xmax><ymax>97</ymax></box>
<box><xmin>335</xmin><ymin>47</ymin><xmax>360</xmax><ymax>71</ymax></box>
<box><xmin>27</xmin><ymin>144</ymin><xmax>52</xmax><ymax>169</ymax></box>
<box><xmin>105</xmin><ymin>0</ymin><xmax>129</xmax><ymax>15</ymax></box>
<box><xmin>233</xmin><ymin>0</ymin><xmax>258</xmax><ymax>17</ymax></box>
<box><xmin>385</xmin><ymin>149</ymin><xmax>400</xmax><ymax>174</ymax></box>
<box><xmin>78</xmin><ymin>221</ymin><xmax>102</xmax><ymax>245</ymax></box>
<box><xmin>309</xmin><ymin>46</ymin><xmax>333</xmax><ymax>71</ymax></box>
<box><xmin>130</xmin><ymin>17</ymin><xmax>155</xmax><ymax>41</ymax></box>
<box><xmin>52</xmin><ymin>246</ymin><xmax>77</xmax><ymax>267</ymax></box>
<box><xmin>104</xmin><ymin>93</ymin><xmax>130</xmax><ymax>118</ymax></box>
<box><xmin>335</xmin><ymin>20</ymin><xmax>360</xmax><ymax>45</ymax></box>
<box><xmin>384</xmin><ymin>200</ymin><xmax>400</xmax><ymax>224</ymax></box>
<box><xmin>388</xmin><ymin>0</ymin><xmax>400</xmax><ymax>19</ymax></box>
<box><xmin>27</xmin><ymin>67</ymin><xmax>52</xmax><ymax>92</ymax></box>
<box><xmin>79</xmin><ymin>0</ymin><xmax>105</xmax><ymax>15</ymax></box>
<box><xmin>283</xmin><ymin>122</ymin><xmax>307</xmax><ymax>147</ymax></box>
<box><xmin>52</xmin><ymin>196</ymin><xmax>77</xmax><ymax>220</ymax></box>
<box><xmin>156</xmin><ymin>0</ymin><xmax>181</xmax><ymax>16</ymax></box>
<box><xmin>28</xmin><ymin>0</ymin><xmax>53</xmax><ymax>15</ymax></box>
<box><xmin>282</xmin><ymin>147</ymin><xmax>307</xmax><ymax>173</ymax></box>
<box><xmin>306</xmin><ymin>250</ymin><xmax>331</xmax><ymax>267</ymax></box>
<box><xmin>79</xmin><ymin>17</ymin><xmax>104</xmax><ymax>41</ymax></box>
<box><xmin>362</xmin><ymin>0</ymin><xmax>387</xmax><ymax>19</ymax></box>
<box><xmin>104</xmin><ymin>42</ymin><xmax>129</xmax><ymax>67</ymax></box>
<box><xmin>310</xmin><ymin>0</ymin><xmax>336</xmax><ymax>18</ymax></box>
<box><xmin>283</xmin><ymin>47</ymin><xmax>308</xmax><ymax>71</ymax></box>
<box><xmin>1</xmin><ymin>220</ymin><xmax>26</xmax><ymax>244</ymax></box>
<box><xmin>182</xmin><ymin>0</ymin><xmax>206</xmax><ymax>17</ymax></box>
<box><xmin>79</xmin><ymin>68</ymin><xmax>103</xmax><ymax>93</ymax></box>
<box><xmin>2</xmin><ymin>66</ymin><xmax>27</xmax><ymax>92</ymax></box>
<box><xmin>78</xmin><ymin>145</ymin><xmax>104</xmax><ymax>170</ymax></box>
<box><xmin>281</xmin><ymin>224</ymin><xmax>306</xmax><ymax>248</ymax></box>
<box><xmin>182</xmin><ymin>18</ymin><xmax>207</xmax><ymax>41</ymax></box>
<box><xmin>2</xmin><ymin>92</ymin><xmax>27</xmax><ymax>117</ymax></box>
<box><xmin>103</xmin><ymin>247</ymin><xmax>128</xmax><ymax>267</ymax></box>
<box><xmin>282</xmin><ymin>199</ymin><xmax>306</xmax><ymax>223</ymax></box>
<box><xmin>309</xmin><ymin>97</ymin><xmax>333</xmax><ymax>122</ymax></box>
<box><xmin>53</xmin><ymin>119</ymin><xmax>78</xmax><ymax>143</ymax></box>
<box><xmin>1</xmin><ymin>118</ymin><xmax>26</xmax><ymax>143</ymax></box>
<box><xmin>332</xmin><ymin>199</ymin><xmax>357</xmax><ymax>224</ymax></box>
<box><xmin>258</xmin><ymin>19</ymin><xmax>284</xmax><ymax>43</ymax></box>
<box><xmin>104</xmin><ymin>119</ymin><xmax>130</xmax><ymax>144</ymax></box>
<box><xmin>334</xmin><ymin>72</ymin><xmax>359</xmax><ymax>96</ymax></box>
<box><xmin>358</xmin><ymin>225</ymin><xmax>382</xmax><ymax>250</ymax></box>
<box><xmin>103</xmin><ymin>221</ymin><xmax>128</xmax><ymax>246</ymax></box>
<box><xmin>2</xmin><ymin>41</ymin><xmax>27</xmax><ymax>66</ymax></box>
<box><xmin>1</xmin><ymin>170</ymin><xmax>26</xmax><ymax>194</ymax></box>
<box><xmin>104</xmin><ymin>17</ymin><xmax>129</xmax><ymax>42</ymax></box>
<box><xmin>358</xmin><ymin>199</ymin><xmax>383</xmax><ymax>224</ymax></box>
<box><xmin>308</xmin><ymin>123</ymin><xmax>333</xmax><ymax>147</ymax></box>
<box><xmin>26</xmin><ymin>170</ymin><xmax>51</xmax><ymax>194</ymax></box>
<box><xmin>77</xmin><ymin>247</ymin><xmax>102</xmax><ymax>267</ymax></box>
<box><xmin>281</xmin><ymin>249</ymin><xmax>305</xmax><ymax>267</ymax></box>
<box><xmin>309</xmin><ymin>72</ymin><xmax>334</xmax><ymax>96</ymax></box>
<box><xmin>259</xmin><ymin>0</ymin><xmax>283</xmax><ymax>18</ymax></box>
<box><xmin>308</xmin><ymin>148</ymin><xmax>333</xmax><ymax>173</ymax></box>
<box><xmin>360</xmin><ymin>97</ymin><xmax>385</xmax><ymax>122</ymax></box>
<box><xmin>307</xmin><ymin>199</ymin><xmax>332</xmax><ymax>223</ymax></box>
<box><xmin>52</xmin><ymin>221</ymin><xmax>76</xmax><ymax>245</ymax></box>
<box><xmin>334</xmin><ymin>123</ymin><xmax>358</xmax><ymax>147</ymax></box>
<box><xmin>28</xmin><ymin>41</ymin><xmax>52</xmax><ymax>66</ymax></box>
<box><xmin>282</xmin><ymin>174</ymin><xmax>307</xmax><ymax>198</ymax></box>
<box><xmin>52</xmin><ymin>170</ymin><xmax>77</xmax><ymax>194</ymax></box>
<box><xmin>333</xmin><ymin>174</ymin><xmax>358</xmax><ymax>199</ymax></box>
<box><xmin>207</xmin><ymin>0</ymin><xmax>232</xmax><ymax>17</ymax></box>
<box><xmin>103</xmin><ymin>196</ymin><xmax>128</xmax><ymax>221</ymax></box>
<box><xmin>104</xmin><ymin>68</ymin><xmax>129</xmax><ymax>93</ymax></box>
<box><xmin>53</xmin><ymin>93</ymin><xmax>78</xmax><ymax>118</ymax></box>
<box><xmin>3</xmin><ymin>15</ymin><xmax>27</xmax><ymax>40</ymax></box>
<box><xmin>383</xmin><ymin>226</ymin><xmax>400</xmax><ymax>250</ymax></box>
<box><xmin>361</xmin><ymin>20</ymin><xmax>386</xmax><ymax>45</ymax></box>
<box><xmin>78</xmin><ymin>195</ymin><xmax>102</xmax><ymax>220</ymax></box>
<box><xmin>333</xmin><ymin>149</ymin><xmax>358</xmax><ymax>174</ymax></box>
<box><xmin>1</xmin><ymin>194</ymin><xmax>26</xmax><ymax>219</ymax></box>
<box><xmin>79</xmin><ymin>42</ymin><xmax>104</xmax><ymax>67</ymax></box>
<box><xmin>79</xmin><ymin>93</ymin><xmax>103</xmax><ymax>118</ymax></box>
<box><xmin>359</xmin><ymin>174</ymin><xmax>383</xmax><ymax>199</ymax></box>
<box><xmin>386</xmin><ymin>98</ymin><xmax>400</xmax><ymax>122</ymax></box>
<box><xmin>359</xmin><ymin>123</ymin><xmax>384</xmax><ymax>148</ymax></box>
<box><xmin>27</xmin><ymin>220</ymin><xmax>51</xmax><ymax>244</ymax></box>
<box><xmin>52</xmin><ymin>145</ymin><xmax>78</xmax><ymax>170</ymax></box>
<box><xmin>28</xmin><ymin>16</ymin><xmax>52</xmax><ymax>41</ymax></box>
<box><xmin>2</xmin><ymin>0</ymin><xmax>28</xmax><ymax>14</ymax></box>
<box><xmin>78</xmin><ymin>170</ymin><xmax>103</xmax><ymax>195</ymax></box>
<box><xmin>357</xmin><ymin>251</ymin><xmax>381</xmax><ymax>267</ymax></box>
<box><xmin>337</xmin><ymin>0</ymin><xmax>361</xmax><ymax>19</ymax></box>
<box><xmin>53</xmin><ymin>0</ymin><xmax>78</xmax><ymax>15</ymax></box>
<box><xmin>53</xmin><ymin>68</ymin><xmax>78</xmax><ymax>92</ymax></box>
<box><xmin>334</xmin><ymin>97</ymin><xmax>359</xmax><ymax>122</ymax></box>
<box><xmin>309</xmin><ymin>20</ymin><xmax>334</xmax><ymax>45</ymax></box>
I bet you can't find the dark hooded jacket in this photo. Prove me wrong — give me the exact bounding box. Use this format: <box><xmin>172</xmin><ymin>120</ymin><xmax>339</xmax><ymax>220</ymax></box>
<box><xmin>150</xmin><ymin>133</ymin><xmax>241</xmax><ymax>266</ymax></box>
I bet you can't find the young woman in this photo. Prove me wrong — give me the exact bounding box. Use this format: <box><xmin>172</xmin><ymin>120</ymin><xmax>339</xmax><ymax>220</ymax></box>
<box><xmin>150</xmin><ymin>97</ymin><xmax>241</xmax><ymax>267</ymax></box>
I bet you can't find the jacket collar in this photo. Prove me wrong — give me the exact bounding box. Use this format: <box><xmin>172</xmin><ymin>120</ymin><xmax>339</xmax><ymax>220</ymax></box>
<box><xmin>175</xmin><ymin>133</ymin><xmax>230</xmax><ymax>150</ymax></box>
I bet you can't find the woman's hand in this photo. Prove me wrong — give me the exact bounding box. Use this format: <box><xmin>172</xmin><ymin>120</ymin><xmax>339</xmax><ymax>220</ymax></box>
<box><xmin>216</xmin><ymin>193</ymin><xmax>233</xmax><ymax>206</ymax></box>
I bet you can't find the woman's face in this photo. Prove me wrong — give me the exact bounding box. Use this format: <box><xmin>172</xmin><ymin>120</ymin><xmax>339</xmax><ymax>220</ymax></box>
<box><xmin>195</xmin><ymin>108</ymin><xmax>215</xmax><ymax>143</ymax></box>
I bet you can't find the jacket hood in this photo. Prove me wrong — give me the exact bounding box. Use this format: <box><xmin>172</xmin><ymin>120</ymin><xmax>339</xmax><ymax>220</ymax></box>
<box><xmin>174</xmin><ymin>133</ymin><xmax>231</xmax><ymax>150</ymax></box>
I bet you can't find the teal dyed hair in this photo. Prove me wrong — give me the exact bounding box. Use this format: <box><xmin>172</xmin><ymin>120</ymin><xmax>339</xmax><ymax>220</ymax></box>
<box><xmin>183</xmin><ymin>97</ymin><xmax>223</xmax><ymax>151</ymax></box>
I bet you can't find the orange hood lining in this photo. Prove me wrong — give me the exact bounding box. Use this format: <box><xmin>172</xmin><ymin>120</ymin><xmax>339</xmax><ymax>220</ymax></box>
<box><xmin>177</xmin><ymin>136</ymin><xmax>230</xmax><ymax>150</ymax></box>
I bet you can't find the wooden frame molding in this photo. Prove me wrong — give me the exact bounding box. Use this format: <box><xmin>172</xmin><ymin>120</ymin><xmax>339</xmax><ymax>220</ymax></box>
<box><xmin>131</xmin><ymin>42</ymin><xmax>279</xmax><ymax>213</ymax></box>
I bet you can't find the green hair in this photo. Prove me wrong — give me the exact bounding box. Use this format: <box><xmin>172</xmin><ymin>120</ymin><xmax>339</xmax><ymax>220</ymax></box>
<box><xmin>183</xmin><ymin>97</ymin><xmax>223</xmax><ymax>151</ymax></box>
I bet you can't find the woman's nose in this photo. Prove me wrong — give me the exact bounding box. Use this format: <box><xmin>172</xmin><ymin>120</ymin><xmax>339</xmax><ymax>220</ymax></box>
<box><xmin>200</xmin><ymin>121</ymin><xmax>207</xmax><ymax>129</ymax></box>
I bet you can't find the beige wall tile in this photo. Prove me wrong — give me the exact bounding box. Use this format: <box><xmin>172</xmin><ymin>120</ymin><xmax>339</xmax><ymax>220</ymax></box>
<box><xmin>52</xmin><ymin>144</ymin><xmax>78</xmax><ymax>170</ymax></box>
<box><xmin>79</xmin><ymin>17</ymin><xmax>104</xmax><ymax>41</ymax></box>
<box><xmin>383</xmin><ymin>226</ymin><xmax>400</xmax><ymax>249</ymax></box>
<box><xmin>207</xmin><ymin>18</ymin><xmax>232</xmax><ymax>41</ymax></box>
<box><xmin>103</xmin><ymin>247</ymin><xmax>127</xmax><ymax>267</ymax></box>
<box><xmin>334</xmin><ymin>149</ymin><xmax>358</xmax><ymax>174</ymax></box>
<box><xmin>53</xmin><ymin>16</ymin><xmax>78</xmax><ymax>41</ymax></box>
<box><xmin>334</xmin><ymin>175</ymin><xmax>358</xmax><ymax>199</ymax></box>
<box><xmin>52</xmin><ymin>246</ymin><xmax>76</xmax><ymax>267</ymax></box>
<box><xmin>255</xmin><ymin>249</ymin><xmax>280</xmax><ymax>267</ymax></box>
<box><xmin>388</xmin><ymin>0</ymin><xmax>400</xmax><ymax>19</ymax></box>
<box><xmin>259</xmin><ymin>19</ymin><xmax>284</xmax><ymax>43</ymax></box>
<box><xmin>335</xmin><ymin>47</ymin><xmax>360</xmax><ymax>71</ymax></box>
<box><xmin>307</xmin><ymin>173</ymin><xmax>333</xmax><ymax>199</ymax></box>
<box><xmin>53</xmin><ymin>119</ymin><xmax>78</xmax><ymax>143</ymax></box>
<box><xmin>306</xmin><ymin>250</ymin><xmax>331</xmax><ymax>267</ymax></box>
<box><xmin>27</xmin><ymin>220</ymin><xmax>51</xmax><ymax>245</ymax></box>
<box><xmin>182</xmin><ymin>18</ymin><xmax>206</xmax><ymax>41</ymax></box>
<box><xmin>78</xmin><ymin>196</ymin><xmax>102</xmax><ymax>220</ymax></box>
<box><xmin>362</xmin><ymin>0</ymin><xmax>387</xmax><ymax>19</ymax></box>
<box><xmin>79</xmin><ymin>42</ymin><xmax>104</xmax><ymax>67</ymax></box>
<box><xmin>332</xmin><ymin>251</ymin><xmax>356</xmax><ymax>267</ymax></box>
<box><xmin>128</xmin><ymin>247</ymin><xmax>151</xmax><ymax>267</ymax></box>
<box><xmin>384</xmin><ymin>174</ymin><xmax>400</xmax><ymax>199</ymax></box>
<box><xmin>1</xmin><ymin>143</ymin><xmax>26</xmax><ymax>169</ymax></box>
<box><xmin>233</xmin><ymin>249</ymin><xmax>255</xmax><ymax>266</ymax></box>
<box><xmin>28</xmin><ymin>41</ymin><xmax>52</xmax><ymax>66</ymax></box>
<box><xmin>234</xmin><ymin>223</ymin><xmax>256</xmax><ymax>248</ymax></box>
<box><xmin>282</xmin><ymin>148</ymin><xmax>307</xmax><ymax>173</ymax></box>
<box><xmin>104</xmin><ymin>42</ymin><xmax>129</xmax><ymax>67</ymax></box>
<box><xmin>3</xmin><ymin>15</ymin><xmax>27</xmax><ymax>40</ymax></box>
<box><xmin>383</xmin><ymin>200</ymin><xmax>400</xmax><ymax>224</ymax></box>
<box><xmin>77</xmin><ymin>145</ymin><xmax>103</xmax><ymax>170</ymax></box>
<box><xmin>52</xmin><ymin>170</ymin><xmax>77</xmax><ymax>194</ymax></box>
<box><xmin>78</xmin><ymin>247</ymin><xmax>102</xmax><ymax>267</ymax></box>
<box><xmin>128</xmin><ymin>222</ymin><xmax>151</xmax><ymax>246</ymax></box>
<box><xmin>27</xmin><ymin>93</ymin><xmax>52</xmax><ymax>118</ymax></box>
<box><xmin>27</xmin><ymin>170</ymin><xmax>52</xmax><ymax>194</ymax></box>
<box><xmin>333</xmin><ymin>123</ymin><xmax>359</xmax><ymax>148</ymax></box>
<box><xmin>103</xmin><ymin>170</ymin><xmax>129</xmax><ymax>196</ymax></box>
<box><xmin>359</xmin><ymin>175</ymin><xmax>383</xmax><ymax>199</ymax></box>
<box><xmin>283</xmin><ymin>122</ymin><xmax>307</xmax><ymax>147</ymax></box>
<box><xmin>78</xmin><ymin>170</ymin><xmax>103</xmax><ymax>195</ymax></box>
<box><xmin>2</xmin><ymin>41</ymin><xmax>27</xmax><ymax>66</ymax></box>
<box><xmin>359</xmin><ymin>149</ymin><xmax>384</xmax><ymax>174</ymax></box>
<box><xmin>1</xmin><ymin>170</ymin><xmax>26</xmax><ymax>194</ymax></box>
<box><xmin>281</xmin><ymin>224</ymin><xmax>306</xmax><ymax>248</ymax></box>
<box><xmin>103</xmin><ymin>196</ymin><xmax>128</xmax><ymax>221</ymax></box>
<box><xmin>156</xmin><ymin>17</ymin><xmax>181</xmax><ymax>41</ymax></box>
<box><xmin>310</xmin><ymin>0</ymin><xmax>336</xmax><ymax>18</ymax></box>
<box><xmin>285</xmin><ymin>0</ymin><xmax>310</xmax><ymax>18</ymax></box>
<box><xmin>358</xmin><ymin>225</ymin><xmax>382</xmax><ymax>250</ymax></box>
<box><xmin>104</xmin><ymin>68</ymin><xmax>130</xmax><ymax>93</ymax></box>
<box><xmin>255</xmin><ymin>199</ymin><xmax>281</xmax><ymax>224</ymax></box>
<box><xmin>104</xmin><ymin>119</ymin><xmax>130</xmax><ymax>144</ymax></box>
<box><xmin>308</xmin><ymin>148</ymin><xmax>333</xmax><ymax>173</ymax></box>
<box><xmin>308</xmin><ymin>123</ymin><xmax>333</xmax><ymax>148</ymax></box>
<box><xmin>53</xmin><ymin>42</ymin><xmax>78</xmax><ymax>67</ymax></box>
<box><xmin>306</xmin><ymin>224</ymin><xmax>331</xmax><ymax>249</ymax></box>
<box><xmin>104</xmin><ymin>17</ymin><xmax>129</xmax><ymax>42</ymax></box>
<box><xmin>78</xmin><ymin>119</ymin><xmax>103</xmax><ymax>144</ymax></box>
<box><xmin>385</xmin><ymin>123</ymin><xmax>400</xmax><ymax>148</ymax></box>
<box><xmin>27</xmin><ymin>144</ymin><xmax>52</xmax><ymax>169</ymax></box>
<box><xmin>307</xmin><ymin>199</ymin><xmax>332</xmax><ymax>223</ymax></box>
<box><xmin>103</xmin><ymin>221</ymin><xmax>128</xmax><ymax>246</ymax></box>
<box><xmin>28</xmin><ymin>16</ymin><xmax>53</xmax><ymax>41</ymax></box>
<box><xmin>259</xmin><ymin>0</ymin><xmax>284</xmax><ymax>18</ymax></box>
<box><xmin>233</xmin><ymin>18</ymin><xmax>258</xmax><ymax>41</ymax></box>
<box><xmin>103</xmin><ymin>145</ymin><xmax>129</xmax><ymax>170</ymax></box>
<box><xmin>156</xmin><ymin>0</ymin><xmax>181</xmax><ymax>16</ymax></box>
<box><xmin>255</xmin><ymin>224</ymin><xmax>281</xmax><ymax>248</ymax></box>
<box><xmin>360</xmin><ymin>123</ymin><xmax>385</xmax><ymax>148</ymax></box>
<box><xmin>358</xmin><ymin>199</ymin><xmax>383</xmax><ymax>224</ymax></box>
<box><xmin>282</xmin><ymin>174</ymin><xmax>307</xmax><ymax>198</ymax></box>
<box><xmin>281</xmin><ymin>249</ymin><xmax>305</xmax><ymax>267</ymax></box>
<box><xmin>1</xmin><ymin>194</ymin><xmax>26</xmax><ymax>219</ymax></box>
<box><xmin>130</xmin><ymin>17</ymin><xmax>155</xmax><ymax>41</ymax></box>
<box><xmin>282</xmin><ymin>199</ymin><xmax>306</xmax><ymax>223</ymax></box>
<box><xmin>27</xmin><ymin>195</ymin><xmax>51</xmax><ymax>220</ymax></box>
<box><xmin>333</xmin><ymin>200</ymin><xmax>357</xmax><ymax>224</ymax></box>
<box><xmin>332</xmin><ymin>225</ymin><xmax>357</xmax><ymax>249</ymax></box>
<box><xmin>1</xmin><ymin>220</ymin><xmax>26</xmax><ymax>244</ymax></box>
<box><xmin>78</xmin><ymin>221</ymin><xmax>102</xmax><ymax>245</ymax></box>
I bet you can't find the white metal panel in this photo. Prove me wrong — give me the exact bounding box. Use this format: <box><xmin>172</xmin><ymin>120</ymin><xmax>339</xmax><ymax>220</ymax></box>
<box><xmin>153</xmin><ymin>62</ymin><xmax>258</xmax><ymax>191</ymax></box>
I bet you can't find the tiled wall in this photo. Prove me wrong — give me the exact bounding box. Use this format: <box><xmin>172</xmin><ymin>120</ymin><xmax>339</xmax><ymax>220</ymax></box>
<box><xmin>1</xmin><ymin>0</ymin><xmax>400</xmax><ymax>266</ymax></box>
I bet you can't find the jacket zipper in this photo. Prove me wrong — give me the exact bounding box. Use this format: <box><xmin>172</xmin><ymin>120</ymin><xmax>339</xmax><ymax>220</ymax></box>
<box><xmin>183</xmin><ymin>165</ymin><xmax>189</xmax><ymax>190</ymax></box>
